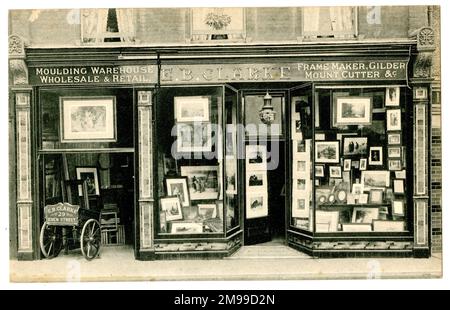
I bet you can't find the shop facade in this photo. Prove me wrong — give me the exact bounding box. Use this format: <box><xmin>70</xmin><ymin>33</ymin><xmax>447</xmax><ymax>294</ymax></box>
<box><xmin>8</xmin><ymin>7</ymin><xmax>439</xmax><ymax>261</ymax></box>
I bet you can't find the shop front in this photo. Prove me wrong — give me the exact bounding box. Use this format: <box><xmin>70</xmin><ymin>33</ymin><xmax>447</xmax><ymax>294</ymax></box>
<box><xmin>11</xmin><ymin>38</ymin><xmax>432</xmax><ymax>260</ymax></box>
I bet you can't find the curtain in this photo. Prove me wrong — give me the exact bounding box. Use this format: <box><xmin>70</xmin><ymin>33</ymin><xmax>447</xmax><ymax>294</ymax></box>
<box><xmin>303</xmin><ymin>7</ymin><xmax>320</xmax><ymax>33</ymax></box>
<box><xmin>329</xmin><ymin>7</ymin><xmax>353</xmax><ymax>32</ymax></box>
<box><xmin>116</xmin><ymin>8</ymin><xmax>135</xmax><ymax>42</ymax></box>
<box><xmin>96</xmin><ymin>9</ymin><xmax>109</xmax><ymax>42</ymax></box>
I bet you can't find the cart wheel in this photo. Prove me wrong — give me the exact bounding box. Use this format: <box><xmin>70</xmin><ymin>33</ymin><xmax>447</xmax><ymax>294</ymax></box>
<box><xmin>39</xmin><ymin>222</ymin><xmax>63</xmax><ymax>259</ymax></box>
<box><xmin>80</xmin><ymin>219</ymin><xmax>101</xmax><ymax>261</ymax></box>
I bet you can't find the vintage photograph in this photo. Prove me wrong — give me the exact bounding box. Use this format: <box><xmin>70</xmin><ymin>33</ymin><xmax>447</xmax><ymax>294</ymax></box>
<box><xmin>76</xmin><ymin>167</ymin><xmax>100</xmax><ymax>196</ymax></box>
<box><xmin>343</xmin><ymin>137</ymin><xmax>368</xmax><ymax>156</ymax></box>
<box><xmin>385</xmin><ymin>87</ymin><xmax>400</xmax><ymax>106</ymax></box>
<box><xmin>361</xmin><ymin>170</ymin><xmax>390</xmax><ymax>190</ymax></box>
<box><xmin>386</xmin><ymin>109</ymin><xmax>402</xmax><ymax>131</ymax></box>
<box><xmin>60</xmin><ymin>96</ymin><xmax>116</xmax><ymax>142</ymax></box>
<box><xmin>334</xmin><ymin>96</ymin><xmax>372</xmax><ymax>126</ymax></box>
<box><xmin>174</xmin><ymin>96</ymin><xmax>210</xmax><ymax>122</ymax></box>
<box><xmin>329</xmin><ymin>166</ymin><xmax>342</xmax><ymax>178</ymax></box>
<box><xmin>246</xmin><ymin>192</ymin><xmax>268</xmax><ymax>219</ymax></box>
<box><xmin>177</xmin><ymin>122</ymin><xmax>212</xmax><ymax>153</ymax></box>
<box><xmin>314</xmin><ymin>165</ymin><xmax>325</xmax><ymax>177</ymax></box>
<box><xmin>247</xmin><ymin>172</ymin><xmax>267</xmax><ymax>191</ymax></box>
<box><xmin>165</xmin><ymin>177</ymin><xmax>190</xmax><ymax>207</ymax></box>
<box><xmin>160</xmin><ymin>196</ymin><xmax>183</xmax><ymax>222</ymax></box>
<box><xmin>368</xmin><ymin>146</ymin><xmax>383</xmax><ymax>165</ymax></box>
<box><xmin>246</xmin><ymin>144</ymin><xmax>267</xmax><ymax>170</ymax></box>
<box><xmin>315</xmin><ymin>141</ymin><xmax>340</xmax><ymax>163</ymax></box>
<box><xmin>181</xmin><ymin>165</ymin><xmax>219</xmax><ymax>200</ymax></box>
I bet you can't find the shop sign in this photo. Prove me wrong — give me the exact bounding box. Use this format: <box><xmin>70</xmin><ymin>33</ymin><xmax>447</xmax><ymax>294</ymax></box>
<box><xmin>44</xmin><ymin>202</ymin><xmax>80</xmax><ymax>225</ymax></box>
<box><xmin>29</xmin><ymin>65</ymin><xmax>157</xmax><ymax>85</ymax></box>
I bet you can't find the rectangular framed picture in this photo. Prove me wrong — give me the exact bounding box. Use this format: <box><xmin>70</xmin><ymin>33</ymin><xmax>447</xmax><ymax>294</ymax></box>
<box><xmin>315</xmin><ymin>211</ymin><xmax>339</xmax><ymax>232</ymax></box>
<box><xmin>177</xmin><ymin>122</ymin><xmax>212</xmax><ymax>153</ymax></box>
<box><xmin>343</xmin><ymin>159</ymin><xmax>352</xmax><ymax>171</ymax></box>
<box><xmin>292</xmin><ymin>194</ymin><xmax>310</xmax><ymax>218</ymax></box>
<box><xmin>389</xmin><ymin>159</ymin><xmax>402</xmax><ymax>171</ymax></box>
<box><xmin>352</xmin><ymin>183</ymin><xmax>364</xmax><ymax>195</ymax></box>
<box><xmin>369</xmin><ymin>189</ymin><xmax>384</xmax><ymax>204</ymax></box>
<box><xmin>160</xmin><ymin>196</ymin><xmax>183</xmax><ymax>222</ymax></box>
<box><xmin>373</xmin><ymin>220</ymin><xmax>405</xmax><ymax>232</ymax></box>
<box><xmin>180</xmin><ymin>165</ymin><xmax>219</xmax><ymax>200</ymax></box>
<box><xmin>247</xmin><ymin>172</ymin><xmax>267</xmax><ymax>192</ymax></box>
<box><xmin>394</xmin><ymin>179</ymin><xmax>405</xmax><ymax>194</ymax></box>
<box><xmin>359</xmin><ymin>158</ymin><xmax>367</xmax><ymax>170</ymax></box>
<box><xmin>343</xmin><ymin>137</ymin><xmax>368</xmax><ymax>156</ymax></box>
<box><xmin>392</xmin><ymin>200</ymin><xmax>405</xmax><ymax>216</ymax></box>
<box><xmin>388</xmin><ymin>147</ymin><xmax>401</xmax><ymax>158</ymax></box>
<box><xmin>315</xmin><ymin>141</ymin><xmax>340</xmax><ymax>163</ymax></box>
<box><xmin>352</xmin><ymin>207</ymin><xmax>379</xmax><ymax>224</ymax></box>
<box><xmin>329</xmin><ymin>166</ymin><xmax>342</xmax><ymax>178</ymax></box>
<box><xmin>165</xmin><ymin>177</ymin><xmax>190</xmax><ymax>207</ymax></box>
<box><xmin>294</xmin><ymin>159</ymin><xmax>308</xmax><ymax>175</ymax></box>
<box><xmin>333</xmin><ymin>96</ymin><xmax>372</xmax><ymax>126</ymax></box>
<box><xmin>342</xmin><ymin>223</ymin><xmax>372</xmax><ymax>232</ymax></box>
<box><xmin>385</xmin><ymin>87</ymin><xmax>400</xmax><ymax>106</ymax></box>
<box><xmin>246</xmin><ymin>145</ymin><xmax>267</xmax><ymax>170</ymax></box>
<box><xmin>60</xmin><ymin>96</ymin><xmax>116</xmax><ymax>143</ymax></box>
<box><xmin>315</xmin><ymin>165</ymin><xmax>325</xmax><ymax>177</ymax></box>
<box><xmin>414</xmin><ymin>87</ymin><xmax>428</xmax><ymax>100</ymax></box>
<box><xmin>170</xmin><ymin>222</ymin><xmax>203</xmax><ymax>234</ymax></box>
<box><xmin>369</xmin><ymin>146</ymin><xmax>383</xmax><ymax>166</ymax></box>
<box><xmin>387</xmin><ymin>133</ymin><xmax>402</xmax><ymax>145</ymax></box>
<box><xmin>174</xmin><ymin>96</ymin><xmax>210</xmax><ymax>122</ymax></box>
<box><xmin>361</xmin><ymin>170</ymin><xmax>390</xmax><ymax>190</ymax></box>
<box><xmin>197</xmin><ymin>204</ymin><xmax>217</xmax><ymax>219</ymax></box>
<box><xmin>246</xmin><ymin>192</ymin><xmax>268</xmax><ymax>219</ymax></box>
<box><xmin>386</xmin><ymin>109</ymin><xmax>402</xmax><ymax>131</ymax></box>
<box><xmin>76</xmin><ymin>167</ymin><xmax>100</xmax><ymax>196</ymax></box>
<box><xmin>295</xmin><ymin>178</ymin><xmax>308</xmax><ymax>191</ymax></box>
<box><xmin>395</xmin><ymin>170</ymin><xmax>407</xmax><ymax>179</ymax></box>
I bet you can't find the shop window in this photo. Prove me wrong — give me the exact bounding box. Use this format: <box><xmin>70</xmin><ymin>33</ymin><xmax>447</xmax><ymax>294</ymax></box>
<box><xmin>191</xmin><ymin>8</ymin><xmax>246</xmax><ymax>42</ymax></box>
<box><xmin>302</xmin><ymin>7</ymin><xmax>357</xmax><ymax>39</ymax></box>
<box><xmin>290</xmin><ymin>87</ymin><xmax>411</xmax><ymax>233</ymax></box>
<box><xmin>81</xmin><ymin>8</ymin><xmax>135</xmax><ymax>43</ymax></box>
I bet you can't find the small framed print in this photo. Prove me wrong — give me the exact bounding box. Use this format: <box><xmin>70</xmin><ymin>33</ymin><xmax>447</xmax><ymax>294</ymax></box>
<box><xmin>343</xmin><ymin>137</ymin><xmax>368</xmax><ymax>156</ymax></box>
<box><xmin>386</xmin><ymin>109</ymin><xmax>402</xmax><ymax>131</ymax></box>
<box><xmin>292</xmin><ymin>119</ymin><xmax>303</xmax><ymax>139</ymax></box>
<box><xmin>336</xmin><ymin>190</ymin><xmax>347</xmax><ymax>203</ymax></box>
<box><xmin>359</xmin><ymin>158</ymin><xmax>367</xmax><ymax>170</ymax></box>
<box><xmin>385</xmin><ymin>87</ymin><xmax>400</xmax><ymax>106</ymax></box>
<box><xmin>295</xmin><ymin>178</ymin><xmax>307</xmax><ymax>191</ymax></box>
<box><xmin>343</xmin><ymin>159</ymin><xmax>352</xmax><ymax>171</ymax></box>
<box><xmin>373</xmin><ymin>220</ymin><xmax>404</xmax><ymax>232</ymax></box>
<box><xmin>388</xmin><ymin>159</ymin><xmax>402</xmax><ymax>171</ymax></box>
<box><xmin>197</xmin><ymin>204</ymin><xmax>217</xmax><ymax>219</ymax></box>
<box><xmin>315</xmin><ymin>141</ymin><xmax>340</xmax><ymax>163</ymax></box>
<box><xmin>160</xmin><ymin>196</ymin><xmax>183</xmax><ymax>222</ymax></box>
<box><xmin>358</xmin><ymin>193</ymin><xmax>369</xmax><ymax>204</ymax></box>
<box><xmin>333</xmin><ymin>96</ymin><xmax>372</xmax><ymax>126</ymax></box>
<box><xmin>414</xmin><ymin>87</ymin><xmax>428</xmax><ymax>100</ymax></box>
<box><xmin>369</xmin><ymin>147</ymin><xmax>383</xmax><ymax>166</ymax></box>
<box><xmin>76</xmin><ymin>167</ymin><xmax>100</xmax><ymax>196</ymax></box>
<box><xmin>292</xmin><ymin>195</ymin><xmax>310</xmax><ymax>218</ymax></box>
<box><xmin>352</xmin><ymin>183</ymin><xmax>364</xmax><ymax>195</ymax></box>
<box><xmin>170</xmin><ymin>222</ymin><xmax>203</xmax><ymax>234</ymax></box>
<box><xmin>387</xmin><ymin>133</ymin><xmax>401</xmax><ymax>145</ymax></box>
<box><xmin>315</xmin><ymin>133</ymin><xmax>326</xmax><ymax>141</ymax></box>
<box><xmin>329</xmin><ymin>166</ymin><xmax>342</xmax><ymax>178</ymax></box>
<box><xmin>174</xmin><ymin>96</ymin><xmax>210</xmax><ymax>122</ymax></box>
<box><xmin>352</xmin><ymin>207</ymin><xmax>379</xmax><ymax>224</ymax></box>
<box><xmin>395</xmin><ymin>170</ymin><xmax>406</xmax><ymax>179</ymax></box>
<box><xmin>294</xmin><ymin>159</ymin><xmax>308</xmax><ymax>175</ymax></box>
<box><xmin>246</xmin><ymin>145</ymin><xmax>267</xmax><ymax>171</ymax></box>
<box><xmin>342</xmin><ymin>223</ymin><xmax>372</xmax><ymax>232</ymax></box>
<box><xmin>246</xmin><ymin>192</ymin><xmax>268</xmax><ymax>219</ymax></box>
<box><xmin>165</xmin><ymin>177</ymin><xmax>190</xmax><ymax>207</ymax></box>
<box><xmin>392</xmin><ymin>200</ymin><xmax>405</xmax><ymax>216</ymax></box>
<box><xmin>361</xmin><ymin>170</ymin><xmax>390</xmax><ymax>190</ymax></box>
<box><xmin>247</xmin><ymin>172</ymin><xmax>267</xmax><ymax>192</ymax></box>
<box><xmin>369</xmin><ymin>189</ymin><xmax>384</xmax><ymax>204</ymax></box>
<box><xmin>177</xmin><ymin>122</ymin><xmax>212</xmax><ymax>153</ymax></box>
<box><xmin>293</xmin><ymin>140</ymin><xmax>306</xmax><ymax>154</ymax></box>
<box><xmin>388</xmin><ymin>147</ymin><xmax>401</xmax><ymax>158</ymax></box>
<box><xmin>315</xmin><ymin>165</ymin><xmax>325</xmax><ymax>177</ymax></box>
<box><xmin>394</xmin><ymin>179</ymin><xmax>404</xmax><ymax>194</ymax></box>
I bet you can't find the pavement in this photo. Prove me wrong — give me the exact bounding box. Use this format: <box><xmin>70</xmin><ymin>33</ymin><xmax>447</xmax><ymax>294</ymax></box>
<box><xmin>9</xmin><ymin>245</ymin><xmax>442</xmax><ymax>282</ymax></box>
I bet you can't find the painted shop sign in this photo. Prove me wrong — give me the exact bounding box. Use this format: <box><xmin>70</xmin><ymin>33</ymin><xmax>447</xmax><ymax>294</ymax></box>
<box><xmin>44</xmin><ymin>202</ymin><xmax>80</xmax><ymax>225</ymax></box>
<box><xmin>30</xmin><ymin>60</ymin><xmax>407</xmax><ymax>85</ymax></box>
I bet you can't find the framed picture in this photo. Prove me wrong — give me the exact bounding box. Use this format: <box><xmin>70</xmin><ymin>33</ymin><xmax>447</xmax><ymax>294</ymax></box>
<box><xmin>314</xmin><ymin>133</ymin><xmax>325</xmax><ymax>141</ymax></box>
<box><xmin>333</xmin><ymin>96</ymin><xmax>372</xmax><ymax>126</ymax></box>
<box><xmin>60</xmin><ymin>96</ymin><xmax>116</xmax><ymax>143</ymax></box>
<box><xmin>352</xmin><ymin>183</ymin><xmax>364</xmax><ymax>195</ymax></box>
<box><xmin>368</xmin><ymin>147</ymin><xmax>383</xmax><ymax>166</ymax></box>
<box><xmin>343</xmin><ymin>159</ymin><xmax>352</xmax><ymax>171</ymax></box>
<box><xmin>394</xmin><ymin>179</ymin><xmax>405</xmax><ymax>194</ymax></box>
<box><xmin>388</xmin><ymin>159</ymin><xmax>402</xmax><ymax>171</ymax></box>
<box><xmin>293</xmin><ymin>140</ymin><xmax>306</xmax><ymax>154</ymax></box>
<box><xmin>358</xmin><ymin>193</ymin><xmax>369</xmax><ymax>204</ymax></box>
<box><xmin>343</xmin><ymin>137</ymin><xmax>368</xmax><ymax>156</ymax></box>
<box><xmin>295</xmin><ymin>178</ymin><xmax>308</xmax><ymax>191</ymax></box>
<box><xmin>395</xmin><ymin>170</ymin><xmax>406</xmax><ymax>179</ymax></box>
<box><xmin>342</xmin><ymin>223</ymin><xmax>372</xmax><ymax>232</ymax></box>
<box><xmin>315</xmin><ymin>165</ymin><xmax>324</xmax><ymax>177</ymax></box>
<box><xmin>361</xmin><ymin>170</ymin><xmax>390</xmax><ymax>190</ymax></box>
<box><xmin>174</xmin><ymin>96</ymin><xmax>210</xmax><ymax>122</ymax></box>
<box><xmin>386</xmin><ymin>109</ymin><xmax>402</xmax><ymax>131</ymax></box>
<box><xmin>247</xmin><ymin>172</ymin><xmax>267</xmax><ymax>191</ymax></box>
<box><xmin>388</xmin><ymin>147</ymin><xmax>401</xmax><ymax>158</ymax></box>
<box><xmin>414</xmin><ymin>87</ymin><xmax>428</xmax><ymax>100</ymax></box>
<box><xmin>292</xmin><ymin>195</ymin><xmax>310</xmax><ymax>218</ymax></box>
<box><xmin>197</xmin><ymin>204</ymin><xmax>217</xmax><ymax>219</ymax></box>
<box><xmin>246</xmin><ymin>192</ymin><xmax>268</xmax><ymax>219</ymax></box>
<box><xmin>180</xmin><ymin>166</ymin><xmax>219</xmax><ymax>200</ymax></box>
<box><xmin>385</xmin><ymin>87</ymin><xmax>400</xmax><ymax>106</ymax></box>
<box><xmin>392</xmin><ymin>200</ymin><xmax>405</xmax><ymax>216</ymax></box>
<box><xmin>163</xmin><ymin>155</ymin><xmax>178</xmax><ymax>176</ymax></box>
<box><xmin>177</xmin><ymin>122</ymin><xmax>212</xmax><ymax>153</ymax></box>
<box><xmin>165</xmin><ymin>177</ymin><xmax>190</xmax><ymax>207</ymax></box>
<box><xmin>336</xmin><ymin>189</ymin><xmax>347</xmax><ymax>203</ymax></box>
<box><xmin>291</xmin><ymin>118</ymin><xmax>303</xmax><ymax>139</ymax></box>
<box><xmin>359</xmin><ymin>158</ymin><xmax>367</xmax><ymax>170</ymax></box>
<box><xmin>336</xmin><ymin>132</ymin><xmax>357</xmax><ymax>144</ymax></box>
<box><xmin>160</xmin><ymin>196</ymin><xmax>183</xmax><ymax>221</ymax></box>
<box><xmin>387</xmin><ymin>133</ymin><xmax>402</xmax><ymax>145</ymax></box>
<box><xmin>315</xmin><ymin>141</ymin><xmax>340</xmax><ymax>163</ymax></box>
<box><xmin>373</xmin><ymin>220</ymin><xmax>405</xmax><ymax>232</ymax></box>
<box><xmin>246</xmin><ymin>145</ymin><xmax>267</xmax><ymax>170</ymax></box>
<box><xmin>329</xmin><ymin>166</ymin><xmax>342</xmax><ymax>178</ymax></box>
<box><xmin>352</xmin><ymin>207</ymin><xmax>379</xmax><ymax>223</ymax></box>
<box><xmin>170</xmin><ymin>222</ymin><xmax>203</xmax><ymax>234</ymax></box>
<box><xmin>369</xmin><ymin>189</ymin><xmax>384</xmax><ymax>204</ymax></box>
<box><xmin>294</xmin><ymin>159</ymin><xmax>308</xmax><ymax>175</ymax></box>
<box><xmin>315</xmin><ymin>211</ymin><xmax>339</xmax><ymax>232</ymax></box>
<box><xmin>76</xmin><ymin>167</ymin><xmax>100</xmax><ymax>196</ymax></box>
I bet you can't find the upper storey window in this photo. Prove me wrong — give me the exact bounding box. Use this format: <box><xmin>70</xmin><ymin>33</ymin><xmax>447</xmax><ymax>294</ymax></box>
<box><xmin>302</xmin><ymin>7</ymin><xmax>357</xmax><ymax>39</ymax></box>
<box><xmin>82</xmin><ymin>8</ymin><xmax>135</xmax><ymax>43</ymax></box>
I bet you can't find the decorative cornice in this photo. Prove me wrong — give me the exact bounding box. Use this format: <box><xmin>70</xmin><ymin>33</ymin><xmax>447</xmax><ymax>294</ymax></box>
<box><xmin>413</xmin><ymin>52</ymin><xmax>433</xmax><ymax>78</ymax></box>
<box><xmin>9</xmin><ymin>35</ymin><xmax>28</xmax><ymax>85</ymax></box>
<box><xmin>9</xmin><ymin>35</ymin><xmax>26</xmax><ymax>58</ymax></box>
<box><xmin>416</xmin><ymin>27</ymin><xmax>435</xmax><ymax>52</ymax></box>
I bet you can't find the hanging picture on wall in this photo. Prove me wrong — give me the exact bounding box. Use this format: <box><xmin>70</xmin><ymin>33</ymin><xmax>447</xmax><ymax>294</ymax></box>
<box><xmin>76</xmin><ymin>167</ymin><xmax>100</xmax><ymax>196</ymax></box>
<box><xmin>386</xmin><ymin>109</ymin><xmax>402</xmax><ymax>131</ymax></box>
<box><xmin>333</xmin><ymin>96</ymin><xmax>372</xmax><ymax>126</ymax></box>
<box><xmin>388</xmin><ymin>159</ymin><xmax>402</xmax><ymax>171</ymax></box>
<box><xmin>329</xmin><ymin>166</ymin><xmax>342</xmax><ymax>178</ymax></box>
<box><xmin>177</xmin><ymin>122</ymin><xmax>212</xmax><ymax>153</ymax></box>
<box><xmin>385</xmin><ymin>87</ymin><xmax>400</xmax><ymax>106</ymax></box>
<box><xmin>246</xmin><ymin>145</ymin><xmax>267</xmax><ymax>170</ymax></box>
<box><xmin>165</xmin><ymin>177</ymin><xmax>190</xmax><ymax>207</ymax></box>
<box><xmin>387</xmin><ymin>133</ymin><xmax>402</xmax><ymax>145</ymax></box>
<box><xmin>247</xmin><ymin>172</ymin><xmax>267</xmax><ymax>191</ymax></box>
<box><xmin>174</xmin><ymin>96</ymin><xmax>210</xmax><ymax>122</ymax></box>
<box><xmin>60</xmin><ymin>96</ymin><xmax>117</xmax><ymax>143</ymax></box>
<box><xmin>352</xmin><ymin>207</ymin><xmax>379</xmax><ymax>224</ymax></box>
<box><xmin>315</xmin><ymin>165</ymin><xmax>325</xmax><ymax>177</ymax></box>
<box><xmin>160</xmin><ymin>196</ymin><xmax>183</xmax><ymax>221</ymax></box>
<box><xmin>315</xmin><ymin>141</ymin><xmax>340</xmax><ymax>163</ymax></box>
<box><xmin>246</xmin><ymin>192</ymin><xmax>268</xmax><ymax>219</ymax></box>
<box><xmin>292</xmin><ymin>195</ymin><xmax>310</xmax><ymax>218</ymax></box>
<box><xmin>361</xmin><ymin>170</ymin><xmax>390</xmax><ymax>190</ymax></box>
<box><xmin>359</xmin><ymin>158</ymin><xmax>367</xmax><ymax>170</ymax></box>
<box><xmin>343</xmin><ymin>137</ymin><xmax>368</xmax><ymax>156</ymax></box>
<box><xmin>368</xmin><ymin>146</ymin><xmax>383</xmax><ymax>166</ymax></box>
<box><xmin>170</xmin><ymin>222</ymin><xmax>203</xmax><ymax>234</ymax></box>
<box><xmin>181</xmin><ymin>166</ymin><xmax>219</xmax><ymax>200</ymax></box>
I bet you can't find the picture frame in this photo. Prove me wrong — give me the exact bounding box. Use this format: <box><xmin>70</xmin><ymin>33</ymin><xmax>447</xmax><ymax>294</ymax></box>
<box><xmin>369</xmin><ymin>189</ymin><xmax>384</xmax><ymax>204</ymax></box>
<box><xmin>295</xmin><ymin>178</ymin><xmax>308</xmax><ymax>191</ymax></box>
<box><xmin>373</xmin><ymin>220</ymin><xmax>405</xmax><ymax>232</ymax></box>
<box><xmin>293</xmin><ymin>140</ymin><xmax>306</xmax><ymax>154</ymax></box>
<box><xmin>314</xmin><ymin>133</ymin><xmax>325</xmax><ymax>141</ymax></box>
<box><xmin>368</xmin><ymin>146</ymin><xmax>383</xmax><ymax>166</ymax></box>
<box><xmin>386</xmin><ymin>109</ymin><xmax>402</xmax><ymax>131</ymax></box>
<box><xmin>343</xmin><ymin>137</ymin><xmax>368</xmax><ymax>156</ymax></box>
<box><xmin>174</xmin><ymin>96</ymin><xmax>210</xmax><ymax>122</ymax></box>
<box><xmin>333</xmin><ymin>96</ymin><xmax>372</xmax><ymax>126</ymax></box>
<box><xmin>292</xmin><ymin>194</ymin><xmax>310</xmax><ymax>218</ymax></box>
<box><xmin>361</xmin><ymin>170</ymin><xmax>390</xmax><ymax>190</ymax></box>
<box><xmin>165</xmin><ymin>177</ymin><xmax>190</xmax><ymax>207</ymax></box>
<box><xmin>387</xmin><ymin>133</ymin><xmax>402</xmax><ymax>145</ymax></box>
<box><xmin>392</xmin><ymin>200</ymin><xmax>405</xmax><ymax>216</ymax></box>
<box><xmin>246</xmin><ymin>192</ymin><xmax>268</xmax><ymax>219</ymax></box>
<box><xmin>160</xmin><ymin>196</ymin><xmax>183</xmax><ymax>222</ymax></box>
<box><xmin>359</xmin><ymin>158</ymin><xmax>367</xmax><ymax>170</ymax></box>
<box><xmin>170</xmin><ymin>222</ymin><xmax>203</xmax><ymax>234</ymax></box>
<box><xmin>342</xmin><ymin>223</ymin><xmax>372</xmax><ymax>232</ymax></box>
<box><xmin>352</xmin><ymin>183</ymin><xmax>364</xmax><ymax>195</ymax></box>
<box><xmin>76</xmin><ymin>167</ymin><xmax>100</xmax><ymax>196</ymax></box>
<box><xmin>358</xmin><ymin>193</ymin><xmax>369</xmax><ymax>204</ymax></box>
<box><xmin>197</xmin><ymin>204</ymin><xmax>217</xmax><ymax>219</ymax></box>
<box><xmin>388</xmin><ymin>159</ymin><xmax>402</xmax><ymax>171</ymax></box>
<box><xmin>247</xmin><ymin>172</ymin><xmax>267</xmax><ymax>192</ymax></box>
<box><xmin>315</xmin><ymin>165</ymin><xmax>325</xmax><ymax>177</ymax></box>
<box><xmin>315</xmin><ymin>141</ymin><xmax>340</xmax><ymax>163</ymax></box>
<box><xmin>315</xmin><ymin>211</ymin><xmax>339</xmax><ymax>232</ymax></box>
<box><xmin>394</xmin><ymin>179</ymin><xmax>405</xmax><ymax>194</ymax></box>
<box><xmin>60</xmin><ymin>96</ymin><xmax>116</xmax><ymax>143</ymax></box>
<box><xmin>294</xmin><ymin>159</ymin><xmax>308</xmax><ymax>176</ymax></box>
<box><xmin>395</xmin><ymin>170</ymin><xmax>406</xmax><ymax>179</ymax></box>
<box><xmin>336</xmin><ymin>189</ymin><xmax>347</xmax><ymax>203</ymax></box>
<box><xmin>388</xmin><ymin>147</ymin><xmax>401</xmax><ymax>158</ymax></box>
<box><xmin>352</xmin><ymin>207</ymin><xmax>379</xmax><ymax>224</ymax></box>
<box><xmin>246</xmin><ymin>145</ymin><xmax>267</xmax><ymax>171</ymax></box>
<box><xmin>414</xmin><ymin>87</ymin><xmax>428</xmax><ymax>100</ymax></box>
<box><xmin>180</xmin><ymin>165</ymin><xmax>219</xmax><ymax>200</ymax></box>
<box><xmin>329</xmin><ymin>166</ymin><xmax>342</xmax><ymax>178</ymax></box>
<box><xmin>177</xmin><ymin>122</ymin><xmax>212</xmax><ymax>153</ymax></box>
<box><xmin>385</xmin><ymin>87</ymin><xmax>400</xmax><ymax>106</ymax></box>
<box><xmin>343</xmin><ymin>159</ymin><xmax>352</xmax><ymax>171</ymax></box>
